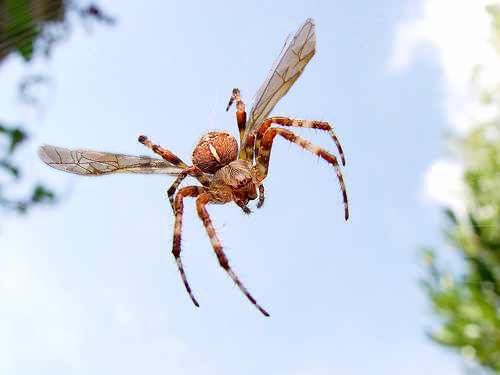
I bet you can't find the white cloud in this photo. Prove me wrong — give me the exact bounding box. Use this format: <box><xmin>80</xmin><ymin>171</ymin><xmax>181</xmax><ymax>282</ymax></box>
<box><xmin>390</xmin><ymin>0</ymin><xmax>500</xmax><ymax>132</ymax></box>
<box><xmin>423</xmin><ymin>159</ymin><xmax>466</xmax><ymax>214</ymax></box>
<box><xmin>389</xmin><ymin>1</ymin><xmax>500</xmax><ymax>208</ymax></box>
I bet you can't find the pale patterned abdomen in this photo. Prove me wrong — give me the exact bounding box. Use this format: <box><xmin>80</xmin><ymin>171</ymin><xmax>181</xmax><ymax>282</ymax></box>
<box><xmin>192</xmin><ymin>131</ymin><xmax>238</xmax><ymax>174</ymax></box>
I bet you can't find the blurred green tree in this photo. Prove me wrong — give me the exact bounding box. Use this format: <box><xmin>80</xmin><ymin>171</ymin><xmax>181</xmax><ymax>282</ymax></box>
<box><xmin>423</xmin><ymin>5</ymin><xmax>500</xmax><ymax>373</ymax></box>
<box><xmin>0</xmin><ymin>0</ymin><xmax>112</xmax><ymax>213</ymax></box>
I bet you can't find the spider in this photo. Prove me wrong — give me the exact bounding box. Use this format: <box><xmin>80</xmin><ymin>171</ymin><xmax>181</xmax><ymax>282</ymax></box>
<box><xmin>38</xmin><ymin>18</ymin><xmax>348</xmax><ymax>317</ymax></box>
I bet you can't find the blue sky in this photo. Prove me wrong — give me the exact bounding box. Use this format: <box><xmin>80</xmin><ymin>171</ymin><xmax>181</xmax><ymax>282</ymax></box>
<box><xmin>1</xmin><ymin>0</ymin><xmax>490</xmax><ymax>373</ymax></box>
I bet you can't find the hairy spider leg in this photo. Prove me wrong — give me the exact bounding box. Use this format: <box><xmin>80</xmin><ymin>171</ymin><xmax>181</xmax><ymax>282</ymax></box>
<box><xmin>254</xmin><ymin>128</ymin><xmax>349</xmax><ymax>221</ymax></box>
<box><xmin>167</xmin><ymin>166</ymin><xmax>211</xmax><ymax>210</ymax></box>
<box><xmin>138</xmin><ymin>135</ymin><xmax>189</xmax><ymax>168</ymax></box>
<box><xmin>225</xmin><ymin>88</ymin><xmax>249</xmax><ymax>161</ymax></box>
<box><xmin>196</xmin><ymin>192</ymin><xmax>270</xmax><ymax>317</ymax></box>
<box><xmin>257</xmin><ymin>184</ymin><xmax>265</xmax><ymax>208</ymax></box>
<box><xmin>234</xmin><ymin>199</ymin><xmax>252</xmax><ymax>215</ymax></box>
<box><xmin>172</xmin><ymin>186</ymin><xmax>207</xmax><ymax>307</ymax></box>
<box><xmin>243</xmin><ymin>133</ymin><xmax>256</xmax><ymax>164</ymax></box>
<box><xmin>254</xmin><ymin>117</ymin><xmax>346</xmax><ymax>165</ymax></box>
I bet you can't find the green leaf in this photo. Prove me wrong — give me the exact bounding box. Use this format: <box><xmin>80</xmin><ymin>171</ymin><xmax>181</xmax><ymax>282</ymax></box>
<box><xmin>8</xmin><ymin>128</ymin><xmax>27</xmax><ymax>153</ymax></box>
<box><xmin>30</xmin><ymin>185</ymin><xmax>55</xmax><ymax>204</ymax></box>
<box><xmin>0</xmin><ymin>160</ymin><xmax>20</xmax><ymax>178</ymax></box>
<box><xmin>444</xmin><ymin>208</ymin><xmax>458</xmax><ymax>225</ymax></box>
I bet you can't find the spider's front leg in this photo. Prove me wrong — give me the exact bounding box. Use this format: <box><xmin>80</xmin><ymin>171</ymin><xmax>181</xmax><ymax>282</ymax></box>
<box><xmin>138</xmin><ymin>134</ymin><xmax>188</xmax><ymax>168</ymax></box>
<box><xmin>254</xmin><ymin>128</ymin><xmax>349</xmax><ymax>220</ymax></box>
<box><xmin>254</xmin><ymin>117</ymin><xmax>346</xmax><ymax>165</ymax></box>
<box><xmin>196</xmin><ymin>191</ymin><xmax>270</xmax><ymax>317</ymax></box>
<box><xmin>226</xmin><ymin>88</ymin><xmax>251</xmax><ymax>161</ymax></box>
<box><xmin>235</xmin><ymin>200</ymin><xmax>252</xmax><ymax>214</ymax></box>
<box><xmin>172</xmin><ymin>185</ymin><xmax>206</xmax><ymax>307</ymax></box>
<box><xmin>257</xmin><ymin>184</ymin><xmax>265</xmax><ymax>208</ymax></box>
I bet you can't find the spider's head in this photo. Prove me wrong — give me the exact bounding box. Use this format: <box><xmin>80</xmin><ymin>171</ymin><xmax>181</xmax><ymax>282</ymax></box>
<box><xmin>233</xmin><ymin>184</ymin><xmax>257</xmax><ymax>206</ymax></box>
<box><xmin>192</xmin><ymin>131</ymin><xmax>238</xmax><ymax>174</ymax></box>
<box><xmin>215</xmin><ymin>160</ymin><xmax>258</xmax><ymax>204</ymax></box>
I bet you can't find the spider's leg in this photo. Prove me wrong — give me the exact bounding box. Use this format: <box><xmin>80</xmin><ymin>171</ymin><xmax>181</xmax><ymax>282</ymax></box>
<box><xmin>172</xmin><ymin>185</ymin><xmax>206</xmax><ymax>307</ymax></box>
<box><xmin>254</xmin><ymin>117</ymin><xmax>346</xmax><ymax>165</ymax></box>
<box><xmin>257</xmin><ymin>184</ymin><xmax>265</xmax><ymax>208</ymax></box>
<box><xmin>196</xmin><ymin>192</ymin><xmax>270</xmax><ymax>317</ymax></box>
<box><xmin>138</xmin><ymin>135</ymin><xmax>189</xmax><ymax>168</ymax></box>
<box><xmin>235</xmin><ymin>199</ymin><xmax>252</xmax><ymax>215</ymax></box>
<box><xmin>225</xmin><ymin>88</ymin><xmax>249</xmax><ymax>161</ymax></box>
<box><xmin>255</xmin><ymin>128</ymin><xmax>349</xmax><ymax>221</ymax></box>
<box><xmin>167</xmin><ymin>166</ymin><xmax>211</xmax><ymax>210</ymax></box>
<box><xmin>243</xmin><ymin>133</ymin><xmax>256</xmax><ymax>164</ymax></box>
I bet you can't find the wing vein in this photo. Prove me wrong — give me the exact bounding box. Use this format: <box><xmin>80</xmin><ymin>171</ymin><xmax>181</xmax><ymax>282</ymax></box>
<box><xmin>243</xmin><ymin>18</ymin><xmax>316</xmax><ymax>149</ymax></box>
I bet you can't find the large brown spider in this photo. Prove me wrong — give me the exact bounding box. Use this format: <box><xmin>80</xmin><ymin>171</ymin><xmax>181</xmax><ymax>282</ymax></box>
<box><xmin>38</xmin><ymin>18</ymin><xmax>348</xmax><ymax>316</ymax></box>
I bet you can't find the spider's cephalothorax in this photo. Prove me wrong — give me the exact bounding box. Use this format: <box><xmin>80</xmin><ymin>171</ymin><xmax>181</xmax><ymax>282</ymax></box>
<box><xmin>38</xmin><ymin>18</ymin><xmax>347</xmax><ymax>317</ymax></box>
<box><xmin>214</xmin><ymin>159</ymin><xmax>258</xmax><ymax>209</ymax></box>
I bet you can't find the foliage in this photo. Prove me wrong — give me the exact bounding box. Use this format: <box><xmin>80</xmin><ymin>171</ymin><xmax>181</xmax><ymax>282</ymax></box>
<box><xmin>0</xmin><ymin>0</ymin><xmax>112</xmax><ymax>214</ymax></box>
<box><xmin>0</xmin><ymin>0</ymin><xmax>64</xmax><ymax>61</ymax></box>
<box><xmin>423</xmin><ymin>5</ymin><xmax>500</xmax><ymax>372</ymax></box>
<box><xmin>0</xmin><ymin>121</ymin><xmax>55</xmax><ymax>212</ymax></box>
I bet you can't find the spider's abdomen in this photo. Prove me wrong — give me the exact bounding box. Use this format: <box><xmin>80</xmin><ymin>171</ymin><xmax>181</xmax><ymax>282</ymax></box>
<box><xmin>192</xmin><ymin>131</ymin><xmax>238</xmax><ymax>174</ymax></box>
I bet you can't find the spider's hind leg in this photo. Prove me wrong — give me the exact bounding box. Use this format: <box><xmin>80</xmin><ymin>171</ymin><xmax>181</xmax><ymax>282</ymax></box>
<box><xmin>196</xmin><ymin>192</ymin><xmax>270</xmax><ymax>317</ymax></box>
<box><xmin>166</xmin><ymin>166</ymin><xmax>211</xmax><ymax>210</ymax></box>
<box><xmin>172</xmin><ymin>185</ymin><xmax>206</xmax><ymax>307</ymax></box>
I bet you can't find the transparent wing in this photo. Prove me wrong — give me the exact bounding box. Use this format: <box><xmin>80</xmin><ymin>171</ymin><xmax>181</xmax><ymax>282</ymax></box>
<box><xmin>244</xmin><ymin>18</ymin><xmax>316</xmax><ymax>143</ymax></box>
<box><xmin>38</xmin><ymin>145</ymin><xmax>184</xmax><ymax>176</ymax></box>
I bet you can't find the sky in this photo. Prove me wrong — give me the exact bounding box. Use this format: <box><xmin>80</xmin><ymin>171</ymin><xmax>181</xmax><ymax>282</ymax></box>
<box><xmin>390</xmin><ymin>0</ymin><xmax>500</xmax><ymax>216</ymax></box>
<box><xmin>1</xmin><ymin>0</ymin><xmax>498</xmax><ymax>374</ymax></box>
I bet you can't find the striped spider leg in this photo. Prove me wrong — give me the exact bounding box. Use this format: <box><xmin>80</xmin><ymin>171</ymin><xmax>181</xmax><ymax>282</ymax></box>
<box><xmin>253</xmin><ymin>117</ymin><xmax>346</xmax><ymax>166</ymax></box>
<box><xmin>253</xmin><ymin>123</ymin><xmax>349</xmax><ymax>220</ymax></box>
<box><xmin>137</xmin><ymin>134</ymin><xmax>188</xmax><ymax>168</ymax></box>
<box><xmin>171</xmin><ymin>185</ymin><xmax>205</xmax><ymax>307</ymax></box>
<box><xmin>166</xmin><ymin>166</ymin><xmax>211</xmax><ymax>210</ymax></box>
<box><xmin>138</xmin><ymin>134</ymin><xmax>211</xmax><ymax>209</ymax></box>
<box><xmin>226</xmin><ymin>88</ymin><xmax>247</xmax><ymax>157</ymax></box>
<box><xmin>135</xmin><ymin>135</ymin><xmax>217</xmax><ymax>308</ymax></box>
<box><xmin>171</xmin><ymin>182</ymin><xmax>269</xmax><ymax>316</ymax></box>
<box><xmin>195</xmin><ymin>189</ymin><xmax>270</xmax><ymax>317</ymax></box>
